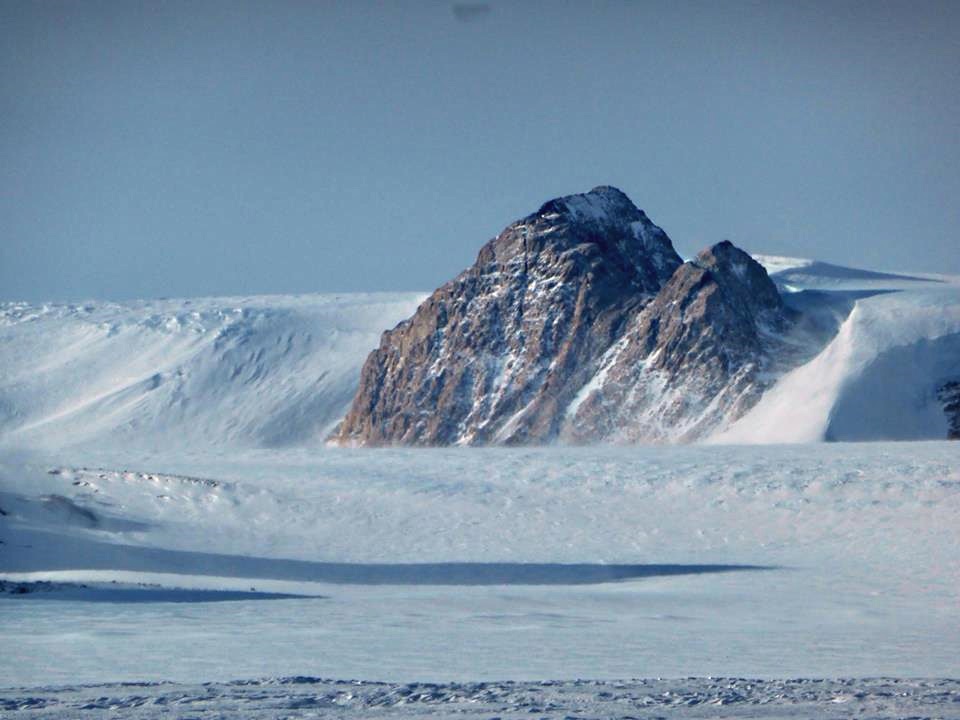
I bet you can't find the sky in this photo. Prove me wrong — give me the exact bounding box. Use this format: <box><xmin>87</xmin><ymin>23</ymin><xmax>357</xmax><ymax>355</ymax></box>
<box><xmin>2</xmin><ymin>0</ymin><xmax>958</xmax><ymax>302</ymax></box>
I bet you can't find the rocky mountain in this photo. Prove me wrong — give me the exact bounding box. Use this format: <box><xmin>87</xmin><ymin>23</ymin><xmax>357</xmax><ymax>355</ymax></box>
<box><xmin>333</xmin><ymin>187</ymin><xmax>682</xmax><ymax>445</ymax></box>
<box><xmin>1</xmin><ymin>193</ymin><xmax>955</xmax><ymax>450</ymax></box>
<box><xmin>333</xmin><ymin>186</ymin><xmax>796</xmax><ymax>446</ymax></box>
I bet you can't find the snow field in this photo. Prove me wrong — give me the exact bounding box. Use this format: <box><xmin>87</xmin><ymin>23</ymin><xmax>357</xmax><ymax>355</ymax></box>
<box><xmin>1</xmin><ymin>442</ymin><xmax>958</xmax><ymax>684</ymax></box>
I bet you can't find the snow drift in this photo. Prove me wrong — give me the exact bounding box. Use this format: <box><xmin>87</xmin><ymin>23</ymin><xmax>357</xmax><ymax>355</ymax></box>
<box><xmin>0</xmin><ymin>293</ymin><xmax>424</xmax><ymax>452</ymax></box>
<box><xmin>713</xmin><ymin>262</ymin><xmax>960</xmax><ymax>443</ymax></box>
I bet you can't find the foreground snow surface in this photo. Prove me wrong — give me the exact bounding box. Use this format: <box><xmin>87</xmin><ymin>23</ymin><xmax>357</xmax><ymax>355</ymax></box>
<box><xmin>4</xmin><ymin>677</ymin><xmax>960</xmax><ymax>719</ymax></box>
<box><xmin>1</xmin><ymin>443</ymin><xmax>959</xmax><ymax>687</ymax></box>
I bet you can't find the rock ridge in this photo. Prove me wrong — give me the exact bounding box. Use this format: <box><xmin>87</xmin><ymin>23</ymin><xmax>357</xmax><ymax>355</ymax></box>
<box><xmin>333</xmin><ymin>188</ymin><xmax>791</xmax><ymax>446</ymax></box>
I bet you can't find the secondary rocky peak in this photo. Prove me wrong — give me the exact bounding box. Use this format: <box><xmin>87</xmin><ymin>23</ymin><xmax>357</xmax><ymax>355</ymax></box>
<box><xmin>628</xmin><ymin>240</ymin><xmax>790</xmax><ymax>372</ymax></box>
<box><xmin>692</xmin><ymin>240</ymin><xmax>785</xmax><ymax>320</ymax></box>
<box><xmin>562</xmin><ymin>239</ymin><xmax>794</xmax><ymax>443</ymax></box>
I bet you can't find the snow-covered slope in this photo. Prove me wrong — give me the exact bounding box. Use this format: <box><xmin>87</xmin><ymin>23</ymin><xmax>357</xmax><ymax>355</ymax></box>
<box><xmin>710</xmin><ymin>257</ymin><xmax>960</xmax><ymax>443</ymax></box>
<box><xmin>0</xmin><ymin>293</ymin><xmax>424</xmax><ymax>452</ymax></box>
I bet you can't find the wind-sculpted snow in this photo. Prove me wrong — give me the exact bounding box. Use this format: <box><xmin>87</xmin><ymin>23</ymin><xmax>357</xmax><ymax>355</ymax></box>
<box><xmin>0</xmin><ymin>293</ymin><xmax>424</xmax><ymax>451</ymax></box>
<box><xmin>0</xmin><ymin>579</ymin><xmax>314</xmax><ymax>602</ymax></box>
<box><xmin>716</xmin><ymin>279</ymin><xmax>960</xmax><ymax>443</ymax></box>
<box><xmin>3</xmin><ymin>677</ymin><xmax>959</xmax><ymax>719</ymax></box>
<box><xmin>1</xmin><ymin>443</ymin><xmax>958</xmax><ymax>685</ymax></box>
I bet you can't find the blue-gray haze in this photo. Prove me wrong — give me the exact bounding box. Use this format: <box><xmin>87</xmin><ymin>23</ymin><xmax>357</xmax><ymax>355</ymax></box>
<box><xmin>2</xmin><ymin>1</ymin><xmax>958</xmax><ymax>302</ymax></box>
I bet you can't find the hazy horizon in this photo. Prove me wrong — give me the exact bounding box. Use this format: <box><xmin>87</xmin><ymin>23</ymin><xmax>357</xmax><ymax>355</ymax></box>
<box><xmin>3</xmin><ymin>1</ymin><xmax>958</xmax><ymax>302</ymax></box>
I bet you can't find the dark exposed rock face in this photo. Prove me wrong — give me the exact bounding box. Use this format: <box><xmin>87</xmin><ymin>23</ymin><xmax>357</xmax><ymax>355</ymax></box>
<box><xmin>938</xmin><ymin>380</ymin><xmax>960</xmax><ymax>439</ymax></box>
<box><xmin>563</xmin><ymin>242</ymin><xmax>793</xmax><ymax>442</ymax></box>
<box><xmin>333</xmin><ymin>187</ymin><xmax>681</xmax><ymax>445</ymax></box>
<box><xmin>333</xmin><ymin>187</ymin><xmax>792</xmax><ymax>446</ymax></box>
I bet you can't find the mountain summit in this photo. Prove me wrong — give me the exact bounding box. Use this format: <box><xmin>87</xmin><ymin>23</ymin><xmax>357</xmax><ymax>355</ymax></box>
<box><xmin>333</xmin><ymin>187</ymin><xmax>794</xmax><ymax>446</ymax></box>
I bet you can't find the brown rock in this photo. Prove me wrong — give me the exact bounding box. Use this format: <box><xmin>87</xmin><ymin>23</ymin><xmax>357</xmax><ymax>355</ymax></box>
<box><xmin>332</xmin><ymin>186</ymin><xmax>681</xmax><ymax>445</ymax></box>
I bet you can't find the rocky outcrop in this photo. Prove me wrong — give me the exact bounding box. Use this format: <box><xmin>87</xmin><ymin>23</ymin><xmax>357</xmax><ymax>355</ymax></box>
<box><xmin>562</xmin><ymin>242</ymin><xmax>793</xmax><ymax>442</ymax></box>
<box><xmin>938</xmin><ymin>380</ymin><xmax>960</xmax><ymax>439</ymax></box>
<box><xmin>332</xmin><ymin>187</ymin><xmax>793</xmax><ymax>446</ymax></box>
<box><xmin>333</xmin><ymin>187</ymin><xmax>681</xmax><ymax>445</ymax></box>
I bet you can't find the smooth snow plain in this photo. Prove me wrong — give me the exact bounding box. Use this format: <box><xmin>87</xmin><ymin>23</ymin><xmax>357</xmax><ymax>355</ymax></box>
<box><xmin>1</xmin><ymin>259</ymin><xmax>959</xmax><ymax>717</ymax></box>
<box><xmin>2</xmin><ymin>442</ymin><xmax>959</xmax><ymax>688</ymax></box>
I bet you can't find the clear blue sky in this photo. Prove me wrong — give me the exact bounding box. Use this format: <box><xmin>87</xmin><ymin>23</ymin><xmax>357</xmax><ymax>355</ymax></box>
<box><xmin>2</xmin><ymin>1</ymin><xmax>958</xmax><ymax>302</ymax></box>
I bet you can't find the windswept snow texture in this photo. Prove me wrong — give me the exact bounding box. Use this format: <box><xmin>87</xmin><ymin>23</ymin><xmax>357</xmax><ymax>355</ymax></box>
<box><xmin>1</xmin><ymin>443</ymin><xmax>959</xmax><ymax>685</ymax></box>
<box><xmin>3</xmin><ymin>677</ymin><xmax>959</xmax><ymax>719</ymax></box>
<box><xmin>0</xmin><ymin>293</ymin><xmax>424</xmax><ymax>451</ymax></box>
<box><xmin>712</xmin><ymin>256</ymin><xmax>960</xmax><ymax>443</ymax></box>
